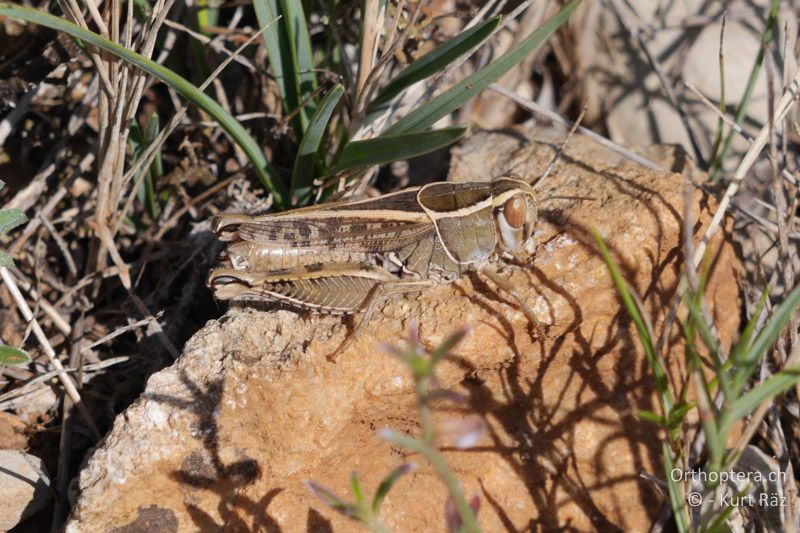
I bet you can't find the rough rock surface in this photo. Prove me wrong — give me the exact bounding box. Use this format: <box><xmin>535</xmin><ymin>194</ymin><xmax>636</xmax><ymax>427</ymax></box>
<box><xmin>67</xmin><ymin>127</ymin><xmax>741</xmax><ymax>532</ymax></box>
<box><xmin>0</xmin><ymin>449</ymin><xmax>51</xmax><ymax>530</ymax></box>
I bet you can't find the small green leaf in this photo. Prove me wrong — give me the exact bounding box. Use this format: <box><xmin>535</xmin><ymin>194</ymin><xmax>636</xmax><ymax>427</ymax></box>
<box><xmin>635</xmin><ymin>410</ymin><xmax>666</xmax><ymax>425</ymax></box>
<box><xmin>430</xmin><ymin>327</ymin><xmax>468</xmax><ymax>367</ymax></box>
<box><xmin>0</xmin><ymin>345</ymin><xmax>31</xmax><ymax>366</ymax></box>
<box><xmin>666</xmin><ymin>402</ymin><xmax>695</xmax><ymax>430</ymax></box>
<box><xmin>291</xmin><ymin>84</ymin><xmax>344</xmax><ymax>204</ymax></box>
<box><xmin>367</xmin><ymin>17</ymin><xmax>501</xmax><ymax>120</ymax></box>
<box><xmin>372</xmin><ymin>463</ymin><xmax>414</xmax><ymax>513</ymax></box>
<box><xmin>383</xmin><ymin>0</ymin><xmax>581</xmax><ymax>135</ymax></box>
<box><xmin>350</xmin><ymin>472</ymin><xmax>365</xmax><ymax>505</ymax></box>
<box><xmin>332</xmin><ymin>126</ymin><xmax>467</xmax><ymax>173</ymax></box>
<box><xmin>304</xmin><ymin>481</ymin><xmax>359</xmax><ymax>518</ymax></box>
<box><xmin>0</xmin><ymin>251</ymin><xmax>15</xmax><ymax>268</ymax></box>
<box><xmin>0</xmin><ymin>209</ymin><xmax>27</xmax><ymax>236</ymax></box>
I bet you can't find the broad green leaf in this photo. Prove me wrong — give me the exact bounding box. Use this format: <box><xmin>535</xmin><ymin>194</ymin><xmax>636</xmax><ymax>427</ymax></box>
<box><xmin>0</xmin><ymin>345</ymin><xmax>31</xmax><ymax>366</ymax></box>
<box><xmin>383</xmin><ymin>0</ymin><xmax>581</xmax><ymax>135</ymax></box>
<box><xmin>0</xmin><ymin>3</ymin><xmax>289</xmax><ymax>207</ymax></box>
<box><xmin>332</xmin><ymin>126</ymin><xmax>467</xmax><ymax>173</ymax></box>
<box><xmin>291</xmin><ymin>84</ymin><xmax>344</xmax><ymax>204</ymax></box>
<box><xmin>367</xmin><ymin>17</ymin><xmax>501</xmax><ymax>120</ymax></box>
<box><xmin>0</xmin><ymin>209</ymin><xmax>27</xmax><ymax>235</ymax></box>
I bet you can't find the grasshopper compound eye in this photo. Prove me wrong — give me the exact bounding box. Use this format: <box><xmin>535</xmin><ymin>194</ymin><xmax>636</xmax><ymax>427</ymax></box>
<box><xmin>503</xmin><ymin>195</ymin><xmax>527</xmax><ymax>228</ymax></box>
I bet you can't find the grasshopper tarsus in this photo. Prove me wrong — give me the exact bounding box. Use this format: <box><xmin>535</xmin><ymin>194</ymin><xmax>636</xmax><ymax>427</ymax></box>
<box><xmin>479</xmin><ymin>266</ymin><xmax>547</xmax><ymax>338</ymax></box>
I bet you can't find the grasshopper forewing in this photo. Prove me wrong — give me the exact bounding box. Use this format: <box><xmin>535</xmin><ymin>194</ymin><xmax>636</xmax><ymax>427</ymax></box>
<box><xmin>208</xmin><ymin>175</ymin><xmax>543</xmax><ymax>358</ymax></box>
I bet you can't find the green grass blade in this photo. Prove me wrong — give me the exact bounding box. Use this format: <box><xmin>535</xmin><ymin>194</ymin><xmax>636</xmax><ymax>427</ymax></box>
<box><xmin>683</xmin><ymin>287</ymin><xmax>733</xmax><ymax>401</ymax></box>
<box><xmin>592</xmin><ymin>227</ymin><xmax>673</xmax><ymax>412</ymax></box>
<box><xmin>291</xmin><ymin>84</ymin><xmax>344</xmax><ymax>204</ymax></box>
<box><xmin>733</xmin><ymin>282</ymin><xmax>800</xmax><ymax>391</ymax></box>
<box><xmin>704</xmin><ymin>502</ymin><xmax>739</xmax><ymax>533</ymax></box>
<box><xmin>197</xmin><ymin>0</ymin><xmax>219</xmax><ymax>31</ymax></box>
<box><xmin>127</xmin><ymin>120</ymin><xmax>150</xmax><ymax>218</ymax></box>
<box><xmin>254</xmin><ymin>0</ymin><xmax>314</xmax><ymax>133</ymax></box>
<box><xmin>0</xmin><ymin>2</ymin><xmax>289</xmax><ymax>207</ymax></box>
<box><xmin>332</xmin><ymin>126</ymin><xmax>467</xmax><ymax>173</ymax></box>
<box><xmin>709</xmin><ymin>0</ymin><xmax>780</xmax><ymax>179</ymax></box>
<box><xmin>0</xmin><ymin>345</ymin><xmax>31</xmax><ymax>366</ymax></box>
<box><xmin>731</xmin><ymin>287</ymin><xmax>769</xmax><ymax>367</ymax></box>
<box><xmin>253</xmin><ymin>1</ymin><xmax>294</xmax><ymax>111</ymax></box>
<box><xmin>143</xmin><ymin>113</ymin><xmax>162</xmax><ymax>220</ymax></box>
<box><xmin>662</xmin><ymin>442</ymin><xmax>689</xmax><ymax>533</ymax></box>
<box><xmin>728</xmin><ymin>366</ymin><xmax>800</xmax><ymax>422</ymax></box>
<box><xmin>279</xmin><ymin>0</ymin><xmax>316</xmax><ymax>120</ymax></box>
<box><xmin>383</xmin><ymin>0</ymin><xmax>580</xmax><ymax>135</ymax></box>
<box><xmin>366</xmin><ymin>16</ymin><xmax>501</xmax><ymax>118</ymax></box>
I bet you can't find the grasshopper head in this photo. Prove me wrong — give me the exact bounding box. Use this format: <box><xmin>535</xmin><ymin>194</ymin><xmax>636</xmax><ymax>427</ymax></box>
<box><xmin>491</xmin><ymin>177</ymin><xmax>537</xmax><ymax>254</ymax></box>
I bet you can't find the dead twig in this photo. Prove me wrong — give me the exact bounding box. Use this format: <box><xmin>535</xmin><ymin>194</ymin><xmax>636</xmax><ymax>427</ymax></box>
<box><xmin>0</xmin><ymin>267</ymin><xmax>101</xmax><ymax>440</ymax></box>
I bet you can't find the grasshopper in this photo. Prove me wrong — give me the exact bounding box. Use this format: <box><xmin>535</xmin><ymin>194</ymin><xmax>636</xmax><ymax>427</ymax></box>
<box><xmin>208</xmin><ymin>175</ymin><xmax>545</xmax><ymax>357</ymax></box>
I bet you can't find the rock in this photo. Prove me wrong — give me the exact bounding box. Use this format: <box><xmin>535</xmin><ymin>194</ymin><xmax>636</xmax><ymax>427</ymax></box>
<box><xmin>575</xmin><ymin>0</ymin><xmax>799</xmax><ymax>164</ymax></box>
<box><xmin>67</xmin><ymin>127</ymin><xmax>741</xmax><ymax>532</ymax></box>
<box><xmin>0</xmin><ymin>450</ymin><xmax>51</xmax><ymax>530</ymax></box>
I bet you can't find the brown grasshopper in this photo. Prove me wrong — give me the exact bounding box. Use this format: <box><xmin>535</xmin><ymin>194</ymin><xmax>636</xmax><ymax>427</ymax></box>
<box><xmin>208</xmin><ymin>175</ymin><xmax>545</xmax><ymax>357</ymax></box>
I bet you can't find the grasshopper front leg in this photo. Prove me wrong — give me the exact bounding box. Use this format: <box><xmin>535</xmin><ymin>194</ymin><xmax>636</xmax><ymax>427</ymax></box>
<box><xmin>478</xmin><ymin>266</ymin><xmax>546</xmax><ymax>337</ymax></box>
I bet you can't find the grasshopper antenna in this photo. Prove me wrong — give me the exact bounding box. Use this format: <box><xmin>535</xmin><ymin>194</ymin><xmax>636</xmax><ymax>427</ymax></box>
<box><xmin>533</xmin><ymin>105</ymin><xmax>587</xmax><ymax>189</ymax></box>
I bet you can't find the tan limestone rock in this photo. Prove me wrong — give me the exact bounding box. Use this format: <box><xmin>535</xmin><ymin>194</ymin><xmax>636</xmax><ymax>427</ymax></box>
<box><xmin>67</xmin><ymin>127</ymin><xmax>741</xmax><ymax>532</ymax></box>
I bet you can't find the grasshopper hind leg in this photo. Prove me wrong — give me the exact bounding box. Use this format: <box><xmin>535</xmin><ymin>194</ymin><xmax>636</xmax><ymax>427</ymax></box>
<box><xmin>329</xmin><ymin>279</ymin><xmax>437</xmax><ymax>362</ymax></box>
